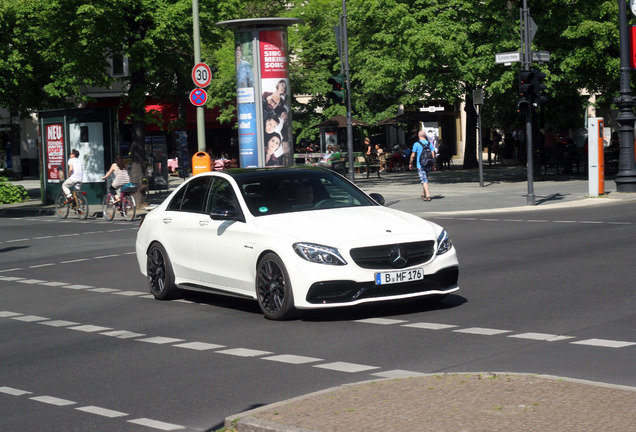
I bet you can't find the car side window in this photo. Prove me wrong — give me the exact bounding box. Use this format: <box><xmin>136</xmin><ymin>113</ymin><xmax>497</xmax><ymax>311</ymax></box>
<box><xmin>167</xmin><ymin>176</ymin><xmax>211</xmax><ymax>213</ymax></box>
<box><xmin>206</xmin><ymin>178</ymin><xmax>239</xmax><ymax>214</ymax></box>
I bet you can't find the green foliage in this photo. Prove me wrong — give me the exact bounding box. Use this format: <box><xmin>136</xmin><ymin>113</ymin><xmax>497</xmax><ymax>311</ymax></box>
<box><xmin>0</xmin><ymin>177</ymin><xmax>29</xmax><ymax>204</ymax></box>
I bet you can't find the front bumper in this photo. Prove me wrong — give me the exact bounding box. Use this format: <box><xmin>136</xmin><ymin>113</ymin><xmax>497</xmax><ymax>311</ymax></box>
<box><xmin>305</xmin><ymin>266</ymin><xmax>459</xmax><ymax>305</ymax></box>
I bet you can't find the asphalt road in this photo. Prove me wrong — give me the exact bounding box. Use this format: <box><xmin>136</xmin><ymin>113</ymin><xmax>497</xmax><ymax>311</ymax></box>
<box><xmin>1</xmin><ymin>201</ymin><xmax>635</xmax><ymax>431</ymax></box>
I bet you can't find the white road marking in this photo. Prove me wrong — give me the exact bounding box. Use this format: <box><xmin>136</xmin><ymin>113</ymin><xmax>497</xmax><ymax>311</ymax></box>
<box><xmin>60</xmin><ymin>259</ymin><xmax>89</xmax><ymax>264</ymax></box>
<box><xmin>40</xmin><ymin>281</ymin><xmax>69</xmax><ymax>286</ymax></box>
<box><xmin>94</xmin><ymin>254</ymin><xmax>121</xmax><ymax>259</ymax></box>
<box><xmin>113</xmin><ymin>290</ymin><xmax>145</xmax><ymax>296</ymax></box>
<box><xmin>571</xmin><ymin>338</ymin><xmax>636</xmax><ymax>348</ymax></box>
<box><xmin>30</xmin><ymin>395</ymin><xmax>76</xmax><ymax>406</ymax></box>
<box><xmin>13</xmin><ymin>315</ymin><xmax>48</xmax><ymax>322</ymax></box>
<box><xmin>62</xmin><ymin>284</ymin><xmax>93</xmax><ymax>290</ymax></box>
<box><xmin>39</xmin><ymin>320</ymin><xmax>79</xmax><ymax>327</ymax></box>
<box><xmin>355</xmin><ymin>318</ymin><xmax>408</xmax><ymax>325</ymax></box>
<box><xmin>127</xmin><ymin>418</ymin><xmax>185</xmax><ymax>431</ymax></box>
<box><xmin>371</xmin><ymin>370</ymin><xmax>429</xmax><ymax>379</ymax></box>
<box><xmin>76</xmin><ymin>405</ymin><xmax>128</xmax><ymax>418</ymax></box>
<box><xmin>314</xmin><ymin>362</ymin><xmax>380</xmax><ymax>373</ymax></box>
<box><xmin>509</xmin><ymin>332</ymin><xmax>574</xmax><ymax>342</ymax></box>
<box><xmin>17</xmin><ymin>279</ymin><xmax>46</xmax><ymax>284</ymax></box>
<box><xmin>0</xmin><ymin>386</ymin><xmax>32</xmax><ymax>396</ymax></box>
<box><xmin>100</xmin><ymin>330</ymin><xmax>146</xmax><ymax>339</ymax></box>
<box><xmin>262</xmin><ymin>354</ymin><xmax>323</xmax><ymax>365</ymax></box>
<box><xmin>402</xmin><ymin>322</ymin><xmax>458</xmax><ymax>330</ymax></box>
<box><xmin>69</xmin><ymin>325</ymin><xmax>113</xmax><ymax>333</ymax></box>
<box><xmin>173</xmin><ymin>342</ymin><xmax>225</xmax><ymax>351</ymax></box>
<box><xmin>0</xmin><ymin>311</ymin><xmax>22</xmax><ymax>317</ymax></box>
<box><xmin>217</xmin><ymin>348</ymin><xmax>273</xmax><ymax>357</ymax></box>
<box><xmin>88</xmin><ymin>288</ymin><xmax>120</xmax><ymax>293</ymax></box>
<box><xmin>136</xmin><ymin>336</ymin><xmax>185</xmax><ymax>345</ymax></box>
<box><xmin>453</xmin><ymin>327</ymin><xmax>512</xmax><ymax>336</ymax></box>
<box><xmin>29</xmin><ymin>264</ymin><xmax>55</xmax><ymax>268</ymax></box>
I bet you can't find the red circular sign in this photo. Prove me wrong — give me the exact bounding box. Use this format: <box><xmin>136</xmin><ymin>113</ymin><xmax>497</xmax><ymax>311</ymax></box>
<box><xmin>190</xmin><ymin>88</ymin><xmax>208</xmax><ymax>106</ymax></box>
<box><xmin>192</xmin><ymin>63</ymin><xmax>212</xmax><ymax>88</ymax></box>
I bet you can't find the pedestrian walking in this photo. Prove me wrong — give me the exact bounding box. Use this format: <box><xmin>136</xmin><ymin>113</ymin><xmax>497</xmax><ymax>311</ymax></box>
<box><xmin>409</xmin><ymin>130</ymin><xmax>436</xmax><ymax>201</ymax></box>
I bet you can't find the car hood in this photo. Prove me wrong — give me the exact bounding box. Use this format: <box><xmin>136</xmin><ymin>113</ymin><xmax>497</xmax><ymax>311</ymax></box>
<box><xmin>253</xmin><ymin>206</ymin><xmax>438</xmax><ymax>247</ymax></box>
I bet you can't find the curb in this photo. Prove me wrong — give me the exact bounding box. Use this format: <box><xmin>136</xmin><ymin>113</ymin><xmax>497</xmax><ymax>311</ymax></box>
<box><xmin>224</xmin><ymin>373</ymin><xmax>636</xmax><ymax>432</ymax></box>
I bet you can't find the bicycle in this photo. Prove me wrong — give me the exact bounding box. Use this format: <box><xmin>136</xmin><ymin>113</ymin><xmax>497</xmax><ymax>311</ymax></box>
<box><xmin>102</xmin><ymin>182</ymin><xmax>137</xmax><ymax>221</ymax></box>
<box><xmin>55</xmin><ymin>183</ymin><xmax>89</xmax><ymax>220</ymax></box>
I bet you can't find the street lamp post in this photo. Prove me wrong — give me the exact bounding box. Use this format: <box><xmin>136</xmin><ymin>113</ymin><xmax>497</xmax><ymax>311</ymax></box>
<box><xmin>615</xmin><ymin>0</ymin><xmax>636</xmax><ymax>192</ymax></box>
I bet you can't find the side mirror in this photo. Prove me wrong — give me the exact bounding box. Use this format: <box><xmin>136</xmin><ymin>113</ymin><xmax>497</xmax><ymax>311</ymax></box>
<box><xmin>210</xmin><ymin>205</ymin><xmax>242</xmax><ymax>221</ymax></box>
<box><xmin>369</xmin><ymin>193</ymin><xmax>385</xmax><ymax>206</ymax></box>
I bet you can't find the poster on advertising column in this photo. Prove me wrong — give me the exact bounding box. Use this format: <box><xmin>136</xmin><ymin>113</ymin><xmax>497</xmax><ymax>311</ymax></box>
<box><xmin>46</xmin><ymin>124</ymin><xmax>65</xmax><ymax>183</ymax></box>
<box><xmin>259</xmin><ymin>30</ymin><xmax>293</xmax><ymax>166</ymax></box>
<box><xmin>235</xmin><ymin>32</ymin><xmax>258</xmax><ymax>168</ymax></box>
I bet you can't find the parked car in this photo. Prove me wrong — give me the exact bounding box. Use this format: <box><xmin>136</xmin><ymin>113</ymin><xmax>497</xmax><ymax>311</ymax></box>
<box><xmin>135</xmin><ymin>167</ymin><xmax>459</xmax><ymax>320</ymax></box>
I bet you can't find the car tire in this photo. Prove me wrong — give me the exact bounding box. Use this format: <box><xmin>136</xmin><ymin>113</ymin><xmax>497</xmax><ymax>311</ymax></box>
<box><xmin>256</xmin><ymin>253</ymin><xmax>297</xmax><ymax>320</ymax></box>
<box><xmin>147</xmin><ymin>242</ymin><xmax>178</xmax><ymax>300</ymax></box>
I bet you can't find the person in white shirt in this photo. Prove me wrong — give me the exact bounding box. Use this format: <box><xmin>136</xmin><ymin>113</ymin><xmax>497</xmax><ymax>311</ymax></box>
<box><xmin>62</xmin><ymin>149</ymin><xmax>83</xmax><ymax>202</ymax></box>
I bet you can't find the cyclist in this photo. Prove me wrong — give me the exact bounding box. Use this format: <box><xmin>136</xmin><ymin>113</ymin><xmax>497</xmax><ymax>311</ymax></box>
<box><xmin>62</xmin><ymin>149</ymin><xmax>83</xmax><ymax>203</ymax></box>
<box><xmin>102</xmin><ymin>155</ymin><xmax>130</xmax><ymax>204</ymax></box>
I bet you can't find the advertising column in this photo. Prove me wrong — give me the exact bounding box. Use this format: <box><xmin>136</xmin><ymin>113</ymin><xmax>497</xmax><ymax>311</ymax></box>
<box><xmin>259</xmin><ymin>30</ymin><xmax>293</xmax><ymax>166</ymax></box>
<box><xmin>221</xmin><ymin>18</ymin><xmax>302</xmax><ymax>168</ymax></box>
<box><xmin>235</xmin><ymin>31</ymin><xmax>259</xmax><ymax>167</ymax></box>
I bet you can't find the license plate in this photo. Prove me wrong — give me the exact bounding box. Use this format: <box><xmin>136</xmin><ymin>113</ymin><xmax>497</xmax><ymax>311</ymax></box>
<box><xmin>375</xmin><ymin>268</ymin><xmax>424</xmax><ymax>285</ymax></box>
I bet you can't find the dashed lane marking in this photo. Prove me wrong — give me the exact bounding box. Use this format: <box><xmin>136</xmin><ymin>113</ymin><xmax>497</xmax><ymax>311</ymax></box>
<box><xmin>509</xmin><ymin>332</ymin><xmax>575</xmax><ymax>342</ymax></box>
<box><xmin>1</xmin><ymin>385</ymin><xmax>186</xmax><ymax>430</ymax></box>
<box><xmin>0</xmin><ymin>386</ymin><xmax>32</xmax><ymax>396</ymax></box>
<box><xmin>136</xmin><ymin>336</ymin><xmax>185</xmax><ymax>345</ymax></box>
<box><xmin>314</xmin><ymin>362</ymin><xmax>381</xmax><ymax>373</ymax></box>
<box><xmin>173</xmin><ymin>342</ymin><xmax>225</xmax><ymax>351</ymax></box>
<box><xmin>127</xmin><ymin>418</ymin><xmax>185</xmax><ymax>431</ymax></box>
<box><xmin>216</xmin><ymin>348</ymin><xmax>273</xmax><ymax>357</ymax></box>
<box><xmin>30</xmin><ymin>395</ymin><xmax>76</xmax><ymax>406</ymax></box>
<box><xmin>453</xmin><ymin>327</ymin><xmax>512</xmax><ymax>336</ymax></box>
<box><xmin>263</xmin><ymin>354</ymin><xmax>323</xmax><ymax>365</ymax></box>
<box><xmin>75</xmin><ymin>405</ymin><xmax>128</xmax><ymax>418</ymax></box>
<box><xmin>571</xmin><ymin>339</ymin><xmax>636</xmax><ymax>349</ymax></box>
<box><xmin>401</xmin><ymin>322</ymin><xmax>458</xmax><ymax>330</ymax></box>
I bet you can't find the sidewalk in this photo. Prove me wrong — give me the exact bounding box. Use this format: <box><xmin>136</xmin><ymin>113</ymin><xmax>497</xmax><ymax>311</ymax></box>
<box><xmin>2</xmin><ymin>164</ymin><xmax>636</xmax><ymax>218</ymax></box>
<box><xmin>2</xmin><ymin>166</ymin><xmax>636</xmax><ymax>432</ymax></box>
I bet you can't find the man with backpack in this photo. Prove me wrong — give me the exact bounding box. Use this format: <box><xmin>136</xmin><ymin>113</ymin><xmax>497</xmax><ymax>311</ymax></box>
<box><xmin>408</xmin><ymin>130</ymin><xmax>436</xmax><ymax>201</ymax></box>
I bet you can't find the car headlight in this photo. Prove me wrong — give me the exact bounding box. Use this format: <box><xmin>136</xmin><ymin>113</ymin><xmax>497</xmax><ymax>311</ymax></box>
<box><xmin>436</xmin><ymin>230</ymin><xmax>453</xmax><ymax>255</ymax></box>
<box><xmin>293</xmin><ymin>243</ymin><xmax>347</xmax><ymax>265</ymax></box>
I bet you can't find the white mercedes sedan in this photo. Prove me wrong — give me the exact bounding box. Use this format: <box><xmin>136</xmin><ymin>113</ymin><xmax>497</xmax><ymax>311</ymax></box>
<box><xmin>135</xmin><ymin>167</ymin><xmax>459</xmax><ymax>320</ymax></box>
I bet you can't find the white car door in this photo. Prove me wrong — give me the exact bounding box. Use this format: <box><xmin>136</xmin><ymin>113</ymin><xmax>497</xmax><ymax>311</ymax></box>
<box><xmin>194</xmin><ymin>177</ymin><xmax>255</xmax><ymax>294</ymax></box>
<box><xmin>161</xmin><ymin>176</ymin><xmax>212</xmax><ymax>282</ymax></box>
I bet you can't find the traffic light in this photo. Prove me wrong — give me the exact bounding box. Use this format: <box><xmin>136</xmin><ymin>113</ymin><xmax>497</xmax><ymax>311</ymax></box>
<box><xmin>327</xmin><ymin>74</ymin><xmax>346</xmax><ymax>104</ymax></box>
<box><xmin>519</xmin><ymin>70</ymin><xmax>535</xmax><ymax>102</ymax></box>
<box><xmin>531</xmin><ymin>69</ymin><xmax>547</xmax><ymax>106</ymax></box>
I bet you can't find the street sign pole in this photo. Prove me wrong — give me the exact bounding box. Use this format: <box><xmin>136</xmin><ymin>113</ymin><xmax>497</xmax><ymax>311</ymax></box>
<box><xmin>521</xmin><ymin>0</ymin><xmax>535</xmax><ymax>205</ymax></box>
<box><xmin>192</xmin><ymin>0</ymin><xmax>206</xmax><ymax>152</ymax></box>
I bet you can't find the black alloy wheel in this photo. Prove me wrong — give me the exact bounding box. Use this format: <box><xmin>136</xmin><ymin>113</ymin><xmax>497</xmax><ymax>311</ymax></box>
<box><xmin>147</xmin><ymin>243</ymin><xmax>178</xmax><ymax>300</ymax></box>
<box><xmin>256</xmin><ymin>253</ymin><xmax>297</xmax><ymax>320</ymax></box>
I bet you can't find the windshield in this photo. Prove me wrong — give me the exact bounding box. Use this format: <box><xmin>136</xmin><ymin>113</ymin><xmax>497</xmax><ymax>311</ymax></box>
<box><xmin>235</xmin><ymin>169</ymin><xmax>378</xmax><ymax>217</ymax></box>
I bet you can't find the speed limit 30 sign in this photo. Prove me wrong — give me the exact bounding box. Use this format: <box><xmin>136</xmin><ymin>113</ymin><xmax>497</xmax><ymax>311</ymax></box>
<box><xmin>192</xmin><ymin>62</ymin><xmax>212</xmax><ymax>88</ymax></box>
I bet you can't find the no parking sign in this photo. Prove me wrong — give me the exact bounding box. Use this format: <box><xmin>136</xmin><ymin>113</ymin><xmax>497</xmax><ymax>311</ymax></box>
<box><xmin>189</xmin><ymin>88</ymin><xmax>208</xmax><ymax>106</ymax></box>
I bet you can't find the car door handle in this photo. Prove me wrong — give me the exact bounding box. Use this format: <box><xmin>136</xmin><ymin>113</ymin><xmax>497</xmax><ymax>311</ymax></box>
<box><xmin>162</xmin><ymin>217</ymin><xmax>172</xmax><ymax>224</ymax></box>
<box><xmin>199</xmin><ymin>220</ymin><xmax>210</xmax><ymax>226</ymax></box>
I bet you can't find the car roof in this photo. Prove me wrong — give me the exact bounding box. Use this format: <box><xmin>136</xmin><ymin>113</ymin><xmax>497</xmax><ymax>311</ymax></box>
<box><xmin>202</xmin><ymin>166</ymin><xmax>337</xmax><ymax>182</ymax></box>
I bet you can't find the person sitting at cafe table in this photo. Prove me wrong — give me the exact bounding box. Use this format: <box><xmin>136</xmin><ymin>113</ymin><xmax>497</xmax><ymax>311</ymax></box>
<box><xmin>313</xmin><ymin>145</ymin><xmax>341</xmax><ymax>169</ymax></box>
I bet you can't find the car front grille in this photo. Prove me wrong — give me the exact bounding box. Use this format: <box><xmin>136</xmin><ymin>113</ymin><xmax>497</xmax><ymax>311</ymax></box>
<box><xmin>306</xmin><ymin>266</ymin><xmax>459</xmax><ymax>304</ymax></box>
<box><xmin>349</xmin><ymin>241</ymin><xmax>435</xmax><ymax>269</ymax></box>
